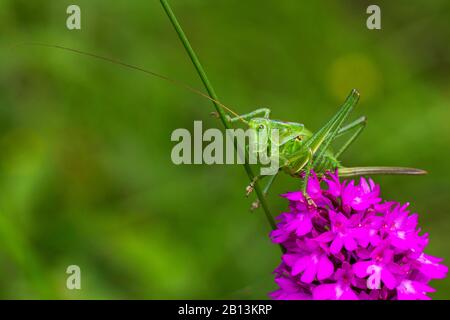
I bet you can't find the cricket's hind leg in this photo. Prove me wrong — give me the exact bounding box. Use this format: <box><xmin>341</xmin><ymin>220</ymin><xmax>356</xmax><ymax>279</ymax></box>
<box><xmin>284</xmin><ymin>89</ymin><xmax>360</xmax><ymax>206</ymax></box>
<box><xmin>332</xmin><ymin>116</ymin><xmax>427</xmax><ymax>177</ymax></box>
<box><xmin>338</xmin><ymin>167</ymin><xmax>427</xmax><ymax>177</ymax></box>
<box><xmin>300</xmin><ymin>90</ymin><xmax>360</xmax><ymax>190</ymax></box>
<box><xmin>334</xmin><ymin>116</ymin><xmax>367</xmax><ymax>158</ymax></box>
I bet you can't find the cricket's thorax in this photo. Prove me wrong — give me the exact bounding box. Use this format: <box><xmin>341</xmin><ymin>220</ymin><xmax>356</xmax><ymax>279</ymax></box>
<box><xmin>248</xmin><ymin>118</ymin><xmax>341</xmax><ymax>175</ymax></box>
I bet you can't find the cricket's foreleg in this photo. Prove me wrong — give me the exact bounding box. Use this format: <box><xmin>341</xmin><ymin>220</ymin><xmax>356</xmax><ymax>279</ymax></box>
<box><xmin>246</xmin><ymin>172</ymin><xmax>277</xmax><ymax>197</ymax></box>
<box><xmin>334</xmin><ymin>116</ymin><xmax>367</xmax><ymax>158</ymax></box>
<box><xmin>250</xmin><ymin>172</ymin><xmax>278</xmax><ymax>211</ymax></box>
<box><xmin>263</xmin><ymin>173</ymin><xmax>278</xmax><ymax>195</ymax></box>
<box><xmin>299</xmin><ymin>149</ymin><xmax>317</xmax><ymax>208</ymax></box>
<box><xmin>226</xmin><ymin>108</ymin><xmax>271</xmax><ymax>123</ymax></box>
<box><xmin>300</xmin><ymin>149</ymin><xmax>314</xmax><ymax>193</ymax></box>
<box><xmin>284</xmin><ymin>147</ymin><xmax>316</xmax><ymax>205</ymax></box>
<box><xmin>246</xmin><ymin>175</ymin><xmax>263</xmax><ymax>197</ymax></box>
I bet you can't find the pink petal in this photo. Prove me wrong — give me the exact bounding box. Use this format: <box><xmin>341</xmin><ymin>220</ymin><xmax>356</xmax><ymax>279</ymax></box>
<box><xmin>340</xmin><ymin>288</ymin><xmax>359</xmax><ymax>300</ymax></box>
<box><xmin>317</xmin><ymin>255</ymin><xmax>334</xmax><ymax>280</ymax></box>
<box><xmin>301</xmin><ymin>261</ymin><xmax>318</xmax><ymax>283</ymax></box>
<box><xmin>274</xmin><ymin>278</ymin><xmax>298</xmax><ymax>293</ymax></box>
<box><xmin>314</xmin><ymin>231</ymin><xmax>335</xmax><ymax>243</ymax></box>
<box><xmin>359</xmin><ymin>177</ymin><xmax>370</xmax><ymax>193</ymax></box>
<box><xmin>295</xmin><ymin>215</ymin><xmax>313</xmax><ymax>236</ymax></box>
<box><xmin>381</xmin><ymin>269</ymin><xmax>397</xmax><ymax>290</ymax></box>
<box><xmin>282</xmin><ymin>191</ymin><xmax>303</xmax><ymax>201</ymax></box>
<box><xmin>292</xmin><ymin>256</ymin><xmax>309</xmax><ymax>276</ymax></box>
<box><xmin>307</xmin><ymin>174</ymin><xmax>321</xmax><ymax>196</ymax></box>
<box><xmin>344</xmin><ymin>236</ymin><xmax>357</xmax><ymax>251</ymax></box>
<box><xmin>282</xmin><ymin>254</ymin><xmax>300</xmax><ymax>267</ymax></box>
<box><xmin>352</xmin><ymin>261</ymin><xmax>372</xmax><ymax>278</ymax></box>
<box><xmin>313</xmin><ymin>284</ymin><xmax>338</xmax><ymax>300</ymax></box>
<box><xmin>330</xmin><ymin>236</ymin><xmax>344</xmax><ymax>254</ymax></box>
<box><xmin>418</xmin><ymin>254</ymin><xmax>449</xmax><ymax>279</ymax></box>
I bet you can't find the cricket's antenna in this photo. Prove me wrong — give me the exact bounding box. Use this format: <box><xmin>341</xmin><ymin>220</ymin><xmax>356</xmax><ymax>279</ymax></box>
<box><xmin>16</xmin><ymin>42</ymin><xmax>247</xmax><ymax>124</ymax></box>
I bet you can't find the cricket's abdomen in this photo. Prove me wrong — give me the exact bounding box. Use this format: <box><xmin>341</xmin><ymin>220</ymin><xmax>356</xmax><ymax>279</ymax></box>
<box><xmin>279</xmin><ymin>130</ymin><xmax>341</xmax><ymax>176</ymax></box>
<box><xmin>282</xmin><ymin>152</ymin><xmax>341</xmax><ymax>176</ymax></box>
<box><xmin>312</xmin><ymin>152</ymin><xmax>341</xmax><ymax>175</ymax></box>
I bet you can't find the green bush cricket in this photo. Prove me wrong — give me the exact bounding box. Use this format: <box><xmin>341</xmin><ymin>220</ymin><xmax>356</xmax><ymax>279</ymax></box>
<box><xmin>225</xmin><ymin>89</ymin><xmax>426</xmax><ymax>208</ymax></box>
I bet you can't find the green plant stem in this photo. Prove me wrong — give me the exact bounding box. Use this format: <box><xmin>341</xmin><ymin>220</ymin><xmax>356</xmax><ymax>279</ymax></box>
<box><xmin>160</xmin><ymin>0</ymin><xmax>276</xmax><ymax>231</ymax></box>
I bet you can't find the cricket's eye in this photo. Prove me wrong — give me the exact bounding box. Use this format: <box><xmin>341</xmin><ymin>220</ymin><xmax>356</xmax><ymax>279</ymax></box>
<box><xmin>259</xmin><ymin>124</ymin><xmax>265</xmax><ymax>130</ymax></box>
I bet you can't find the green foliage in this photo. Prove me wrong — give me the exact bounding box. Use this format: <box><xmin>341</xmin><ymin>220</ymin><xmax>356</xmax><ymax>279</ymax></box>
<box><xmin>0</xmin><ymin>0</ymin><xmax>449</xmax><ymax>299</ymax></box>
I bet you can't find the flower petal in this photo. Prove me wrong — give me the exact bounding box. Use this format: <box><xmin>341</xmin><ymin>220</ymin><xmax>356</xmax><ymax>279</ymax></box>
<box><xmin>292</xmin><ymin>256</ymin><xmax>309</xmax><ymax>276</ymax></box>
<box><xmin>340</xmin><ymin>288</ymin><xmax>358</xmax><ymax>300</ymax></box>
<box><xmin>381</xmin><ymin>269</ymin><xmax>397</xmax><ymax>290</ymax></box>
<box><xmin>352</xmin><ymin>261</ymin><xmax>372</xmax><ymax>278</ymax></box>
<box><xmin>330</xmin><ymin>236</ymin><xmax>344</xmax><ymax>254</ymax></box>
<box><xmin>344</xmin><ymin>236</ymin><xmax>357</xmax><ymax>251</ymax></box>
<box><xmin>313</xmin><ymin>284</ymin><xmax>338</xmax><ymax>300</ymax></box>
<box><xmin>300</xmin><ymin>261</ymin><xmax>318</xmax><ymax>283</ymax></box>
<box><xmin>314</xmin><ymin>231</ymin><xmax>334</xmax><ymax>243</ymax></box>
<box><xmin>295</xmin><ymin>215</ymin><xmax>313</xmax><ymax>236</ymax></box>
<box><xmin>317</xmin><ymin>255</ymin><xmax>334</xmax><ymax>280</ymax></box>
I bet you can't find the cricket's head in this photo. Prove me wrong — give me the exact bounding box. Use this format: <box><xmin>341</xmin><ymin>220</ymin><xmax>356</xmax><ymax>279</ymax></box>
<box><xmin>248</xmin><ymin>118</ymin><xmax>271</xmax><ymax>152</ymax></box>
<box><xmin>248</xmin><ymin>118</ymin><xmax>309</xmax><ymax>151</ymax></box>
<box><xmin>249</xmin><ymin>118</ymin><xmax>271</xmax><ymax>133</ymax></box>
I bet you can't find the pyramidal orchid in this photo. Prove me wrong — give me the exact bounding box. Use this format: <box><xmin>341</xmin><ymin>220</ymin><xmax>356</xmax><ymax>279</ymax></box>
<box><xmin>270</xmin><ymin>171</ymin><xmax>447</xmax><ymax>300</ymax></box>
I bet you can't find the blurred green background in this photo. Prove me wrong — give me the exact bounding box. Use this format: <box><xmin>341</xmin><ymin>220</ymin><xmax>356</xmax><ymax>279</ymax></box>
<box><xmin>0</xmin><ymin>0</ymin><xmax>449</xmax><ymax>299</ymax></box>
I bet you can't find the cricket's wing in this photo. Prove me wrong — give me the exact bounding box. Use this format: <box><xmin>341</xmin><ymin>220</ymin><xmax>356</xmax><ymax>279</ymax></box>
<box><xmin>338</xmin><ymin>167</ymin><xmax>427</xmax><ymax>177</ymax></box>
